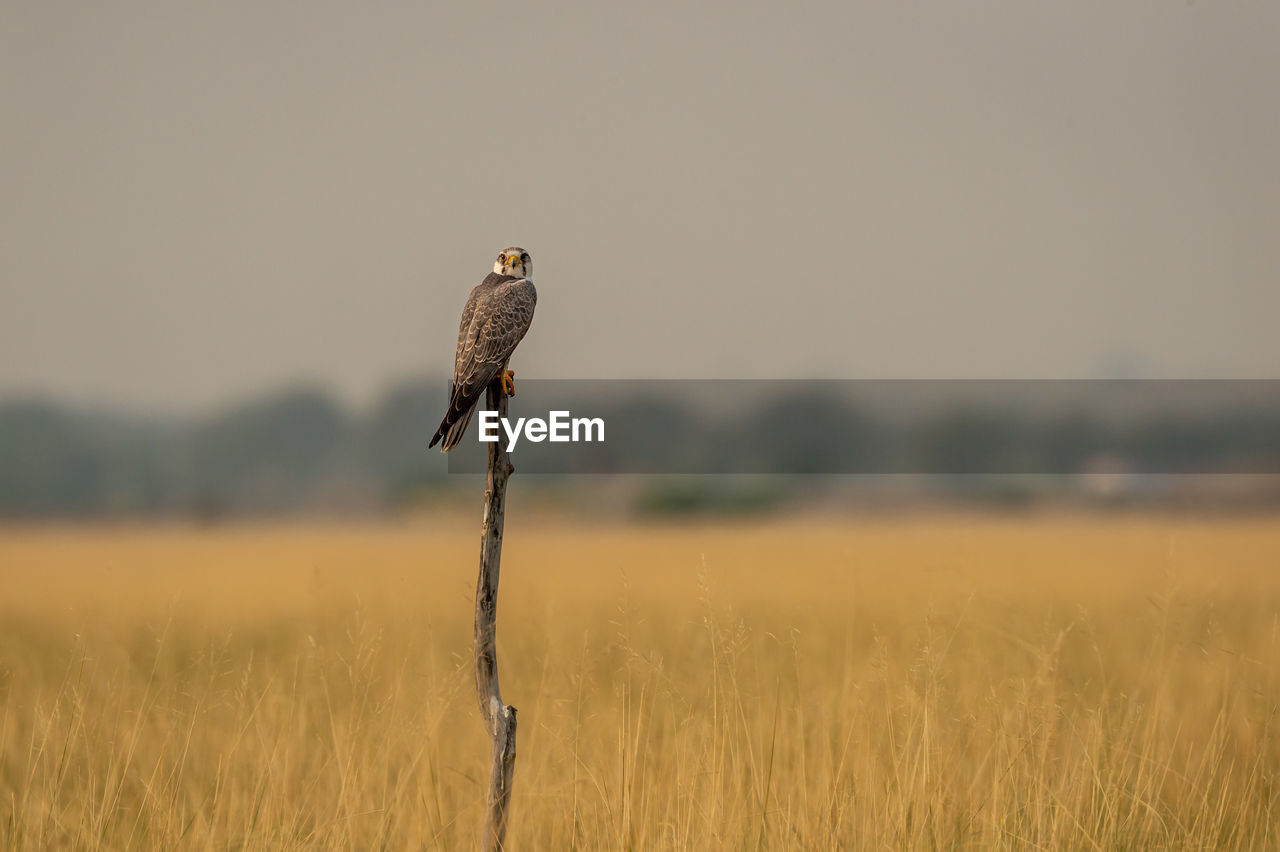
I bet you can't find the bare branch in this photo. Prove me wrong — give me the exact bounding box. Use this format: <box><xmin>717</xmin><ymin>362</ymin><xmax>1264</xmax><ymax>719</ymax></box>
<box><xmin>474</xmin><ymin>379</ymin><xmax>517</xmax><ymax>850</ymax></box>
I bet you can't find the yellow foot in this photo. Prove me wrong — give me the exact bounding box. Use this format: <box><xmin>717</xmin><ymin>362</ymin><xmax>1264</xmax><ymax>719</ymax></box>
<box><xmin>500</xmin><ymin>370</ymin><xmax>516</xmax><ymax>397</ymax></box>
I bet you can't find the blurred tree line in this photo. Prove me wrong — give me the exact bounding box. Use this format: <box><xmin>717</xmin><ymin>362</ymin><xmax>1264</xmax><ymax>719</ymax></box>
<box><xmin>0</xmin><ymin>381</ymin><xmax>448</xmax><ymax>517</ymax></box>
<box><xmin>1</xmin><ymin>380</ymin><xmax>1278</xmax><ymax>517</ymax></box>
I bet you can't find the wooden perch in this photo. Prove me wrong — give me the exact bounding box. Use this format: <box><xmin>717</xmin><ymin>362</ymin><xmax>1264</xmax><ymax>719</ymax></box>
<box><xmin>474</xmin><ymin>379</ymin><xmax>517</xmax><ymax>850</ymax></box>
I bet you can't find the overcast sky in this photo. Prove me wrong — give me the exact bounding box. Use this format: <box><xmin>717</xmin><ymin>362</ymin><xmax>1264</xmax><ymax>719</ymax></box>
<box><xmin>2</xmin><ymin>1</ymin><xmax>1276</xmax><ymax>412</ymax></box>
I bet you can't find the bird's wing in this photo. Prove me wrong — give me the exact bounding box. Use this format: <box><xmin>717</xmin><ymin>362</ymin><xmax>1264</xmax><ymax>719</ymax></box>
<box><xmin>430</xmin><ymin>278</ymin><xmax>537</xmax><ymax>450</ymax></box>
<box><xmin>451</xmin><ymin>286</ymin><xmax>483</xmax><ymax>385</ymax></box>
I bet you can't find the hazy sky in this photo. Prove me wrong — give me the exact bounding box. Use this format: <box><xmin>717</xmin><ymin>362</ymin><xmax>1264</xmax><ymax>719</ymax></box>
<box><xmin>3</xmin><ymin>1</ymin><xmax>1277</xmax><ymax>412</ymax></box>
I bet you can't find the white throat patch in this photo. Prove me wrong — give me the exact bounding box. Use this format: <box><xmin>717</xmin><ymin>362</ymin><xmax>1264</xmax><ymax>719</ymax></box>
<box><xmin>494</xmin><ymin>260</ymin><xmax>530</xmax><ymax>279</ymax></box>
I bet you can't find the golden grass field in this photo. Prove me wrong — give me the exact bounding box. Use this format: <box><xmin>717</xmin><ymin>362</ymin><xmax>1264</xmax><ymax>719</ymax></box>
<box><xmin>2</xmin><ymin>513</ymin><xmax>1279</xmax><ymax>849</ymax></box>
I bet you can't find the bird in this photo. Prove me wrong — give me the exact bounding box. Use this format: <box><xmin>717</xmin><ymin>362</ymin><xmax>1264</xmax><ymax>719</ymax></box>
<box><xmin>429</xmin><ymin>247</ymin><xmax>538</xmax><ymax>452</ymax></box>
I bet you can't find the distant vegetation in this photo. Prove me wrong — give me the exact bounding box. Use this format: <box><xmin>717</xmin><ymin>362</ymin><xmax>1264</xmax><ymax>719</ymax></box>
<box><xmin>0</xmin><ymin>382</ymin><xmax>447</xmax><ymax>517</ymax></box>
<box><xmin>1</xmin><ymin>379</ymin><xmax>1278</xmax><ymax>517</ymax></box>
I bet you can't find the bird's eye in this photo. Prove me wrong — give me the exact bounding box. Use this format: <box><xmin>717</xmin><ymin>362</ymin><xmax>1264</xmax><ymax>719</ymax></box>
<box><xmin>521</xmin><ymin>253</ymin><xmax>529</xmax><ymax>263</ymax></box>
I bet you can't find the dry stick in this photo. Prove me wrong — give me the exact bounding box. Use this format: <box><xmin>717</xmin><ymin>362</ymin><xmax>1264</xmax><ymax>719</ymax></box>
<box><xmin>474</xmin><ymin>378</ymin><xmax>517</xmax><ymax>851</ymax></box>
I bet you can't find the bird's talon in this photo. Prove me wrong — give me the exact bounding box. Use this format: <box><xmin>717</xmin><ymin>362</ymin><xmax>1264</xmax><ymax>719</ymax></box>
<box><xmin>501</xmin><ymin>370</ymin><xmax>516</xmax><ymax>397</ymax></box>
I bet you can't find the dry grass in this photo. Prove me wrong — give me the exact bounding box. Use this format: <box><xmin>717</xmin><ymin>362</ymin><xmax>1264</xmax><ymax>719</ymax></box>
<box><xmin>1</xmin><ymin>513</ymin><xmax>1278</xmax><ymax>849</ymax></box>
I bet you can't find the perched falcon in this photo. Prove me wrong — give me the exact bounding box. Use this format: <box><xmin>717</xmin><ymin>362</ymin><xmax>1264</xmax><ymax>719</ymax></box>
<box><xmin>429</xmin><ymin>247</ymin><xmax>538</xmax><ymax>451</ymax></box>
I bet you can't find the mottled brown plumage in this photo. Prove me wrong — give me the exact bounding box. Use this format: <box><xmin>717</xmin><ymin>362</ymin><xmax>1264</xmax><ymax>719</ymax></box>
<box><xmin>430</xmin><ymin>248</ymin><xmax>537</xmax><ymax>451</ymax></box>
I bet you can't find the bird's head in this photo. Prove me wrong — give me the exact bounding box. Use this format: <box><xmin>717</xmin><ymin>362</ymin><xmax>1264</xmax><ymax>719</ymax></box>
<box><xmin>494</xmin><ymin>247</ymin><xmax>532</xmax><ymax>279</ymax></box>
